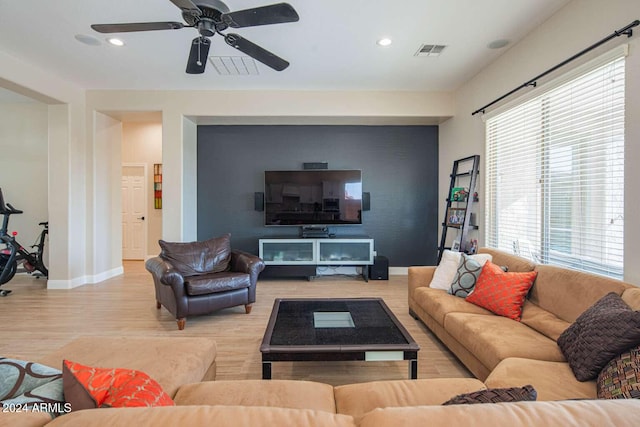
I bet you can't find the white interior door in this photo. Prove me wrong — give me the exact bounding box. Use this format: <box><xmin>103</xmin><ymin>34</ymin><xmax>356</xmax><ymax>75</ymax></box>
<box><xmin>122</xmin><ymin>165</ymin><xmax>147</xmax><ymax>260</ymax></box>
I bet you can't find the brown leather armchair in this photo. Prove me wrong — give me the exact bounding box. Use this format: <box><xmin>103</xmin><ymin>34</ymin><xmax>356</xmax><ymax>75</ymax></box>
<box><xmin>145</xmin><ymin>234</ymin><xmax>265</xmax><ymax>330</ymax></box>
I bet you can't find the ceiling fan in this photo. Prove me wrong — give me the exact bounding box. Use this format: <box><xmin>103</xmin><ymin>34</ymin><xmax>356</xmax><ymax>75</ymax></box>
<box><xmin>91</xmin><ymin>0</ymin><xmax>299</xmax><ymax>74</ymax></box>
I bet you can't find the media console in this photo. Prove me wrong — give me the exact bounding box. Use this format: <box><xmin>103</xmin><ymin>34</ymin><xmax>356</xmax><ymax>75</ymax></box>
<box><xmin>259</xmin><ymin>237</ymin><xmax>374</xmax><ymax>281</ymax></box>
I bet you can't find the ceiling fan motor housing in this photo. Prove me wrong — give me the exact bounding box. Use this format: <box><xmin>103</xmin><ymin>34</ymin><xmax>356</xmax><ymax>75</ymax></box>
<box><xmin>183</xmin><ymin>0</ymin><xmax>230</xmax><ymax>35</ymax></box>
<box><xmin>197</xmin><ymin>19</ymin><xmax>217</xmax><ymax>37</ymax></box>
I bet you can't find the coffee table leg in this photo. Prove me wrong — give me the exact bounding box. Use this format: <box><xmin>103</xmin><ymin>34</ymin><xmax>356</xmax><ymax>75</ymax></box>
<box><xmin>262</xmin><ymin>362</ymin><xmax>272</xmax><ymax>380</ymax></box>
<box><xmin>409</xmin><ymin>359</ymin><xmax>418</xmax><ymax>379</ymax></box>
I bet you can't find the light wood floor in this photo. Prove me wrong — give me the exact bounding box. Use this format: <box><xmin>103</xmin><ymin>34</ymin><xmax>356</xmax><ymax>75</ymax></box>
<box><xmin>0</xmin><ymin>262</ymin><xmax>471</xmax><ymax>385</ymax></box>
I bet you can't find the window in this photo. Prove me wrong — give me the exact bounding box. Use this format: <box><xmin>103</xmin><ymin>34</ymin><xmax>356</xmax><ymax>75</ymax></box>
<box><xmin>485</xmin><ymin>52</ymin><xmax>625</xmax><ymax>279</ymax></box>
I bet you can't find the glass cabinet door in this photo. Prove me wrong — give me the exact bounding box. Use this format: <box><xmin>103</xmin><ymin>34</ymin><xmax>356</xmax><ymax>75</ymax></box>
<box><xmin>317</xmin><ymin>239</ymin><xmax>373</xmax><ymax>265</ymax></box>
<box><xmin>260</xmin><ymin>240</ymin><xmax>316</xmax><ymax>265</ymax></box>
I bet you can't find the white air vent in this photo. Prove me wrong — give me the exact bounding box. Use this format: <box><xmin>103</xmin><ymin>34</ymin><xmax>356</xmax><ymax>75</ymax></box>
<box><xmin>415</xmin><ymin>44</ymin><xmax>447</xmax><ymax>57</ymax></box>
<box><xmin>209</xmin><ymin>56</ymin><xmax>259</xmax><ymax>75</ymax></box>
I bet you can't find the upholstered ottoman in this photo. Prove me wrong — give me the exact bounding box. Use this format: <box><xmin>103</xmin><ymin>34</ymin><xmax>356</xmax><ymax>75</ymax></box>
<box><xmin>1</xmin><ymin>336</ymin><xmax>217</xmax><ymax>427</ymax></box>
<box><xmin>37</xmin><ymin>336</ymin><xmax>217</xmax><ymax>398</ymax></box>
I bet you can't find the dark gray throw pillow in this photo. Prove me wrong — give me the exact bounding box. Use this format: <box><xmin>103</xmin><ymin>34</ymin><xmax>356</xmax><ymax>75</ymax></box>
<box><xmin>557</xmin><ymin>292</ymin><xmax>640</xmax><ymax>382</ymax></box>
<box><xmin>442</xmin><ymin>385</ymin><xmax>537</xmax><ymax>405</ymax></box>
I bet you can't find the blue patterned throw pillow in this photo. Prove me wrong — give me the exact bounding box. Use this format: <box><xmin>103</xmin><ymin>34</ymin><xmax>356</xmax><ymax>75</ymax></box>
<box><xmin>448</xmin><ymin>253</ymin><xmax>485</xmax><ymax>298</ymax></box>
<box><xmin>0</xmin><ymin>358</ymin><xmax>66</xmax><ymax>416</ymax></box>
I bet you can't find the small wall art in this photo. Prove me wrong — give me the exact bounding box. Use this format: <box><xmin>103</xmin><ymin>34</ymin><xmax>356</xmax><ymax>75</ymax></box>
<box><xmin>154</xmin><ymin>163</ymin><xmax>162</xmax><ymax>209</ymax></box>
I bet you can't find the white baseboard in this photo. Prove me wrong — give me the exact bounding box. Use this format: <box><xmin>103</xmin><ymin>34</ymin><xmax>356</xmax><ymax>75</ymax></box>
<box><xmin>90</xmin><ymin>266</ymin><xmax>124</xmax><ymax>284</ymax></box>
<box><xmin>46</xmin><ymin>266</ymin><xmax>124</xmax><ymax>290</ymax></box>
<box><xmin>389</xmin><ymin>267</ymin><xmax>408</xmax><ymax>275</ymax></box>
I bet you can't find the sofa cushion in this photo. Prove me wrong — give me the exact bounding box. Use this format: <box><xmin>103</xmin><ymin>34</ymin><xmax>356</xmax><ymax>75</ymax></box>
<box><xmin>429</xmin><ymin>250</ymin><xmax>491</xmax><ymax>290</ymax></box>
<box><xmin>185</xmin><ymin>272</ymin><xmax>250</xmax><ymax>296</ymax></box>
<box><xmin>557</xmin><ymin>292</ymin><xmax>640</xmax><ymax>381</ymax></box>
<box><xmin>37</xmin><ymin>337</ymin><xmax>217</xmax><ymax>398</ymax></box>
<box><xmin>529</xmin><ymin>265</ymin><xmax>628</xmax><ymax>323</ymax></box>
<box><xmin>519</xmin><ymin>301</ymin><xmax>571</xmax><ymax>341</ymax></box>
<box><xmin>63</xmin><ymin>360</ymin><xmax>174</xmax><ymax>410</ymax></box>
<box><xmin>448</xmin><ymin>254</ymin><xmax>484</xmax><ymax>298</ymax></box>
<box><xmin>486</xmin><ymin>358</ymin><xmax>597</xmax><ymax>401</ymax></box>
<box><xmin>334</xmin><ymin>378</ymin><xmax>486</xmax><ymax>420</ymax></box>
<box><xmin>159</xmin><ymin>234</ymin><xmax>231</xmax><ymax>276</ymax></box>
<box><xmin>0</xmin><ymin>358</ymin><xmax>64</xmax><ymax>415</ymax></box>
<box><xmin>465</xmin><ymin>261</ymin><xmax>537</xmax><ymax>321</ymax></box>
<box><xmin>442</xmin><ymin>385</ymin><xmax>537</xmax><ymax>405</ymax></box>
<box><xmin>174</xmin><ymin>380</ymin><xmax>336</xmax><ymax>413</ymax></box>
<box><xmin>597</xmin><ymin>344</ymin><xmax>640</xmax><ymax>399</ymax></box>
<box><xmin>444</xmin><ymin>312</ymin><xmax>565</xmax><ymax>371</ymax></box>
<box><xmin>44</xmin><ymin>406</ymin><xmax>358</xmax><ymax>427</ymax></box>
<box><xmin>358</xmin><ymin>400</ymin><xmax>640</xmax><ymax>427</ymax></box>
<box><xmin>413</xmin><ymin>287</ymin><xmax>492</xmax><ymax>326</ymax></box>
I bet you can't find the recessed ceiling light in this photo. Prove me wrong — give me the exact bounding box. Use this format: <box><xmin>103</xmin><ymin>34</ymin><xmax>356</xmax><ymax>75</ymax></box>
<box><xmin>107</xmin><ymin>38</ymin><xmax>125</xmax><ymax>47</ymax></box>
<box><xmin>74</xmin><ymin>34</ymin><xmax>101</xmax><ymax>46</ymax></box>
<box><xmin>377</xmin><ymin>38</ymin><xmax>392</xmax><ymax>47</ymax></box>
<box><xmin>487</xmin><ymin>39</ymin><xmax>510</xmax><ymax>49</ymax></box>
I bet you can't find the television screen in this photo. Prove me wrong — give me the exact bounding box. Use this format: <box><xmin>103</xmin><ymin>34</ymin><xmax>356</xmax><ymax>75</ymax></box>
<box><xmin>264</xmin><ymin>170</ymin><xmax>363</xmax><ymax>226</ymax></box>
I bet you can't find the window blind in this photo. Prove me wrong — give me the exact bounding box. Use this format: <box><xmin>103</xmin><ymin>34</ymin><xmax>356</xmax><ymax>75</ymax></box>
<box><xmin>485</xmin><ymin>54</ymin><xmax>625</xmax><ymax>279</ymax></box>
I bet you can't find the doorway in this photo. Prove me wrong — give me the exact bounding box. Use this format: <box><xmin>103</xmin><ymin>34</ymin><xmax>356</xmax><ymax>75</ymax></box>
<box><xmin>122</xmin><ymin>164</ymin><xmax>147</xmax><ymax>260</ymax></box>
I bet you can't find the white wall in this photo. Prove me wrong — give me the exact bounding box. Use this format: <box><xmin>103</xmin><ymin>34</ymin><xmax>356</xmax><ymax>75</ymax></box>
<box><xmin>439</xmin><ymin>0</ymin><xmax>640</xmax><ymax>284</ymax></box>
<box><xmin>121</xmin><ymin>121</ymin><xmax>163</xmax><ymax>256</ymax></box>
<box><xmin>92</xmin><ymin>112</ymin><xmax>123</xmax><ymax>279</ymax></box>
<box><xmin>0</xmin><ymin>50</ymin><xmax>88</xmax><ymax>288</ymax></box>
<box><xmin>181</xmin><ymin>117</ymin><xmax>197</xmax><ymax>242</ymax></box>
<box><xmin>86</xmin><ymin>89</ymin><xmax>456</xmax><ymax>246</ymax></box>
<box><xmin>0</xmin><ymin>102</ymin><xmax>48</xmax><ymax>259</ymax></box>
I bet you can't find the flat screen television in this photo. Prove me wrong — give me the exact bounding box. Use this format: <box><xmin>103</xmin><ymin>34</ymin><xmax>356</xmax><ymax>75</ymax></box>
<box><xmin>264</xmin><ymin>170</ymin><xmax>363</xmax><ymax>226</ymax></box>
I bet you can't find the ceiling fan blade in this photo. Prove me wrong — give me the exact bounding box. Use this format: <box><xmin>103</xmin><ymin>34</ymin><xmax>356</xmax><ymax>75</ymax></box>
<box><xmin>224</xmin><ymin>33</ymin><xmax>289</xmax><ymax>71</ymax></box>
<box><xmin>169</xmin><ymin>0</ymin><xmax>202</xmax><ymax>16</ymax></box>
<box><xmin>91</xmin><ymin>22</ymin><xmax>184</xmax><ymax>33</ymax></box>
<box><xmin>222</xmin><ymin>3</ymin><xmax>299</xmax><ymax>28</ymax></box>
<box><xmin>186</xmin><ymin>37</ymin><xmax>211</xmax><ymax>74</ymax></box>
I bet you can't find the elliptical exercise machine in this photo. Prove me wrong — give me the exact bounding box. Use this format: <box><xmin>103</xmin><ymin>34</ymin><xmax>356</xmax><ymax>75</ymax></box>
<box><xmin>0</xmin><ymin>188</ymin><xmax>48</xmax><ymax>296</ymax></box>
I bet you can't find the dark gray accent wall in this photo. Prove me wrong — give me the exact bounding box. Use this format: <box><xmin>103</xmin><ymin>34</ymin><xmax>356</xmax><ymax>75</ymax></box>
<box><xmin>197</xmin><ymin>125</ymin><xmax>439</xmax><ymax>266</ymax></box>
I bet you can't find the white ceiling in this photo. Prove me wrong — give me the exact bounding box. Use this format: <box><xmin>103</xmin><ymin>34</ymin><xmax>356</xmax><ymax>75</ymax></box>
<box><xmin>0</xmin><ymin>0</ymin><xmax>571</xmax><ymax>92</ymax></box>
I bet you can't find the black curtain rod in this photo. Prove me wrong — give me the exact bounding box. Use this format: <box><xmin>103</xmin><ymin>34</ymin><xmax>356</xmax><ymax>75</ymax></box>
<box><xmin>472</xmin><ymin>19</ymin><xmax>640</xmax><ymax>116</ymax></box>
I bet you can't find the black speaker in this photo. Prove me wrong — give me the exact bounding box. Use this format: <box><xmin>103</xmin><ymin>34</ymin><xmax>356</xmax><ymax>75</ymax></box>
<box><xmin>254</xmin><ymin>192</ymin><xmax>264</xmax><ymax>211</ymax></box>
<box><xmin>362</xmin><ymin>192</ymin><xmax>370</xmax><ymax>211</ymax></box>
<box><xmin>369</xmin><ymin>255</ymin><xmax>389</xmax><ymax>280</ymax></box>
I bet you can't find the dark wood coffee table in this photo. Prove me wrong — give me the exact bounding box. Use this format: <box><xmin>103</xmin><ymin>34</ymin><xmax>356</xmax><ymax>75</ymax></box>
<box><xmin>260</xmin><ymin>297</ymin><xmax>420</xmax><ymax>380</ymax></box>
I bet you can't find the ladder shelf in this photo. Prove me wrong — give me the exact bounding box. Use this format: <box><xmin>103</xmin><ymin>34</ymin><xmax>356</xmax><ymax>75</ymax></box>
<box><xmin>437</xmin><ymin>155</ymin><xmax>480</xmax><ymax>262</ymax></box>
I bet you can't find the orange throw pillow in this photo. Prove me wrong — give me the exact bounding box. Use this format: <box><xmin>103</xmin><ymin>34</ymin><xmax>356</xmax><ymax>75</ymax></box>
<box><xmin>63</xmin><ymin>360</ymin><xmax>174</xmax><ymax>411</ymax></box>
<box><xmin>465</xmin><ymin>261</ymin><xmax>537</xmax><ymax>321</ymax></box>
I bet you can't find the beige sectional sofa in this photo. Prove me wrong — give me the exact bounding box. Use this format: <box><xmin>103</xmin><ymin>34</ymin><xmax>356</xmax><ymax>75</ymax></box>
<box><xmin>4</xmin><ymin>254</ymin><xmax>640</xmax><ymax>426</ymax></box>
<box><xmin>408</xmin><ymin>247</ymin><xmax>640</xmax><ymax>400</ymax></box>
<box><xmin>6</xmin><ymin>372</ymin><xmax>640</xmax><ymax>426</ymax></box>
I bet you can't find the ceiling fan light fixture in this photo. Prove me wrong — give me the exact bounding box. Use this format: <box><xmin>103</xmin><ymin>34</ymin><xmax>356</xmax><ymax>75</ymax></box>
<box><xmin>377</xmin><ymin>38</ymin><xmax>392</xmax><ymax>47</ymax></box>
<box><xmin>74</xmin><ymin>34</ymin><xmax>102</xmax><ymax>46</ymax></box>
<box><xmin>107</xmin><ymin>37</ymin><xmax>125</xmax><ymax>47</ymax></box>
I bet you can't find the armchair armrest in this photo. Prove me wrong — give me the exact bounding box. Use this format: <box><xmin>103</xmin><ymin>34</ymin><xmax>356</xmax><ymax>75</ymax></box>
<box><xmin>145</xmin><ymin>256</ymin><xmax>185</xmax><ymax>288</ymax></box>
<box><xmin>230</xmin><ymin>250</ymin><xmax>265</xmax><ymax>279</ymax></box>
